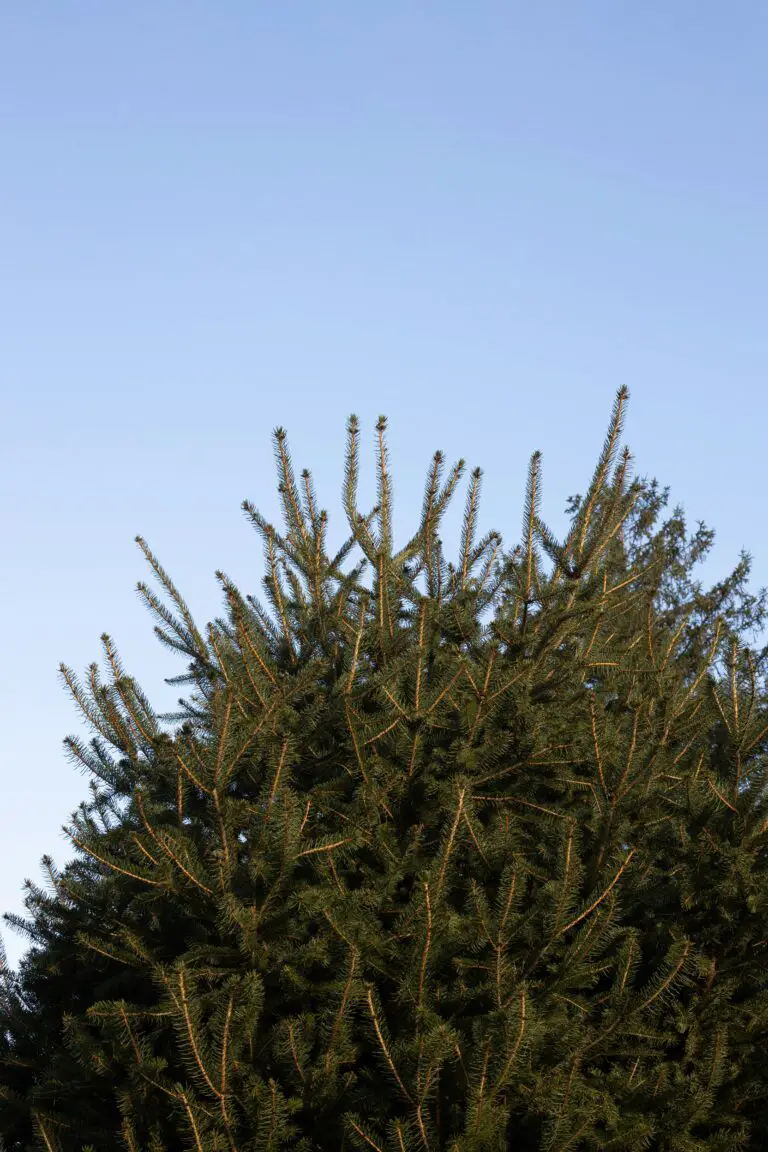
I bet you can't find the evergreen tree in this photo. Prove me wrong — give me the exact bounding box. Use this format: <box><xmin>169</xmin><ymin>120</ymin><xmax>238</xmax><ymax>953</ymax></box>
<box><xmin>2</xmin><ymin>389</ymin><xmax>768</xmax><ymax>1151</ymax></box>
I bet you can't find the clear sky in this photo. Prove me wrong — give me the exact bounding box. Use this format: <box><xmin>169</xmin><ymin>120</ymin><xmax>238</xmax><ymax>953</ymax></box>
<box><xmin>2</xmin><ymin>2</ymin><xmax>767</xmax><ymax>972</ymax></box>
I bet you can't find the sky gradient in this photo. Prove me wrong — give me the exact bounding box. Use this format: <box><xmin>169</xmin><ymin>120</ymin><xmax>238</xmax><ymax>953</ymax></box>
<box><xmin>2</xmin><ymin>2</ymin><xmax>767</xmax><ymax>971</ymax></box>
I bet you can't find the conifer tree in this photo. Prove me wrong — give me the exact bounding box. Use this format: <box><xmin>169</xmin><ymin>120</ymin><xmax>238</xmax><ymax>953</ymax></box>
<box><xmin>2</xmin><ymin>389</ymin><xmax>768</xmax><ymax>1151</ymax></box>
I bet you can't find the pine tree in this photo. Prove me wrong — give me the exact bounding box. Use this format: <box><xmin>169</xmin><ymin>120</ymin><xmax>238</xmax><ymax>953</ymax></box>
<box><xmin>2</xmin><ymin>390</ymin><xmax>768</xmax><ymax>1150</ymax></box>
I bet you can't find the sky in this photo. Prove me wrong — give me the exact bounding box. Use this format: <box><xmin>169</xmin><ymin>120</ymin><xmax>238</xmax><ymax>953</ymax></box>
<box><xmin>2</xmin><ymin>2</ymin><xmax>767</xmax><ymax>972</ymax></box>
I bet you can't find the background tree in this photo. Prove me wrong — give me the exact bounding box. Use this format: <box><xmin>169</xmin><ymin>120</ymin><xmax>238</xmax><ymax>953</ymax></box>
<box><xmin>2</xmin><ymin>390</ymin><xmax>768</xmax><ymax>1151</ymax></box>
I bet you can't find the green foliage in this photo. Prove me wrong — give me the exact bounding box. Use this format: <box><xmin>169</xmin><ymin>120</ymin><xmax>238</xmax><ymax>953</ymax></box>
<box><xmin>3</xmin><ymin>391</ymin><xmax>768</xmax><ymax>1150</ymax></box>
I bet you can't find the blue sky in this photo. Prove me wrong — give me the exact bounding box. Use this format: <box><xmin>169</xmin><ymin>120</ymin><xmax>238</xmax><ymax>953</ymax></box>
<box><xmin>2</xmin><ymin>2</ymin><xmax>767</xmax><ymax>971</ymax></box>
